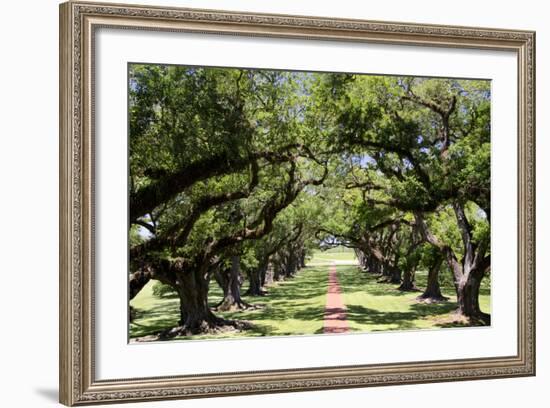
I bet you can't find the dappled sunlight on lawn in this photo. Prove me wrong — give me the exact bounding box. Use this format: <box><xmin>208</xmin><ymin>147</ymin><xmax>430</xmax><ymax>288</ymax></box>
<box><xmin>130</xmin><ymin>263</ymin><xmax>490</xmax><ymax>341</ymax></box>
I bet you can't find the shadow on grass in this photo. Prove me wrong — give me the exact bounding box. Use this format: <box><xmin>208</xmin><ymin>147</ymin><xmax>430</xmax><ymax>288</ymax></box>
<box><xmin>337</xmin><ymin>268</ymin><xmax>411</xmax><ymax>298</ymax></box>
<box><xmin>337</xmin><ymin>265</ymin><xmax>486</xmax><ymax>331</ymax></box>
<box><xmin>345</xmin><ymin>305</ymin><xmax>415</xmax><ymax>330</ymax></box>
<box><xmin>172</xmin><ymin>323</ymin><xmax>279</xmax><ymax>340</ymax></box>
<box><xmin>131</xmin><ymin>266</ymin><xmax>329</xmax><ymax>339</ymax></box>
<box><xmin>130</xmin><ymin>295</ymin><xmax>180</xmax><ymax>338</ymax></box>
<box><xmin>345</xmin><ymin>302</ymin><xmax>466</xmax><ymax>331</ymax></box>
<box><xmin>130</xmin><ymin>316</ymin><xmax>179</xmax><ymax>338</ymax></box>
<box><xmin>219</xmin><ymin>268</ymin><xmax>328</xmax><ymax>326</ymax></box>
<box><xmin>408</xmin><ymin>301</ymin><xmax>457</xmax><ymax>317</ymax></box>
<box><xmin>433</xmin><ymin>321</ymin><xmax>486</xmax><ymax>329</ymax></box>
<box><xmin>131</xmin><ymin>264</ymin><xmax>491</xmax><ymax>339</ymax></box>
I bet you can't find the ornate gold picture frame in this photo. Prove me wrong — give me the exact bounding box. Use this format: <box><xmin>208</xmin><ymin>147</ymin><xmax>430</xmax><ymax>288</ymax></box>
<box><xmin>59</xmin><ymin>1</ymin><xmax>535</xmax><ymax>405</ymax></box>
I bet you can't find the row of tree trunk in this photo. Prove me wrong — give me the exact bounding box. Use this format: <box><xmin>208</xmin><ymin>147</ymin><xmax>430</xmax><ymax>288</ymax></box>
<box><xmin>211</xmin><ymin>244</ymin><xmax>307</xmax><ymax>313</ymax></box>
<box><xmin>356</xmin><ymin>247</ymin><xmax>450</xmax><ymax>303</ymax></box>
<box><xmin>355</xmin><ymin>219</ymin><xmax>487</xmax><ymax>323</ymax></box>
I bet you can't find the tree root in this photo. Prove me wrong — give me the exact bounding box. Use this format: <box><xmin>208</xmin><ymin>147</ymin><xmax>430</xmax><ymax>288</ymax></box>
<box><xmin>431</xmin><ymin>310</ymin><xmax>491</xmax><ymax>327</ymax></box>
<box><xmin>133</xmin><ymin>318</ymin><xmax>255</xmax><ymax>342</ymax></box>
<box><xmin>376</xmin><ymin>276</ymin><xmax>400</xmax><ymax>284</ymax></box>
<box><xmin>415</xmin><ymin>293</ymin><xmax>449</xmax><ymax>303</ymax></box>
<box><xmin>462</xmin><ymin>311</ymin><xmax>491</xmax><ymax>326</ymax></box>
<box><xmin>244</xmin><ymin>288</ymin><xmax>269</xmax><ymax>297</ymax></box>
<box><xmin>213</xmin><ymin>299</ymin><xmax>263</xmax><ymax>312</ymax></box>
<box><xmin>397</xmin><ymin>283</ymin><xmax>420</xmax><ymax>292</ymax></box>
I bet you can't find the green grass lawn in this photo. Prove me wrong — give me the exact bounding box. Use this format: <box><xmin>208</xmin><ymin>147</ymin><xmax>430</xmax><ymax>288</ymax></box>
<box><xmin>130</xmin><ymin>266</ymin><xmax>328</xmax><ymax>340</ymax></box>
<box><xmin>130</xmin><ymin>282</ymin><xmax>181</xmax><ymax>338</ymax></box>
<box><xmin>337</xmin><ymin>266</ymin><xmax>490</xmax><ymax>332</ymax></box>
<box><xmin>308</xmin><ymin>250</ymin><xmax>357</xmax><ymax>263</ymax></box>
<box><xmin>130</xmin><ymin>264</ymin><xmax>491</xmax><ymax>341</ymax></box>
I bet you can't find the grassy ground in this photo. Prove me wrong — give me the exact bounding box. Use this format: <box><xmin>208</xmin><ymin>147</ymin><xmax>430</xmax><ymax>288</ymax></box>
<box><xmin>130</xmin><ymin>252</ymin><xmax>491</xmax><ymax>340</ymax></box>
<box><xmin>308</xmin><ymin>250</ymin><xmax>357</xmax><ymax>264</ymax></box>
<box><xmin>338</xmin><ymin>266</ymin><xmax>490</xmax><ymax>332</ymax></box>
<box><xmin>131</xmin><ymin>282</ymin><xmax>180</xmax><ymax>338</ymax></box>
<box><xmin>130</xmin><ymin>265</ymin><xmax>328</xmax><ymax>340</ymax></box>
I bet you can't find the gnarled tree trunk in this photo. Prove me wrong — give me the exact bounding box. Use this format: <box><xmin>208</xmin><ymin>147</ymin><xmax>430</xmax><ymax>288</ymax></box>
<box><xmin>354</xmin><ymin>248</ymin><xmax>368</xmax><ymax>270</ymax></box>
<box><xmin>398</xmin><ymin>268</ymin><xmax>418</xmax><ymax>291</ymax></box>
<box><xmin>174</xmin><ymin>267</ymin><xmax>222</xmax><ymax>334</ymax></box>
<box><xmin>131</xmin><ymin>258</ymin><xmax>248</xmax><ymax>338</ymax></box>
<box><xmin>417</xmin><ymin>256</ymin><xmax>447</xmax><ymax>302</ymax></box>
<box><xmin>284</xmin><ymin>252</ymin><xmax>298</xmax><ymax>278</ymax></box>
<box><xmin>272</xmin><ymin>253</ymin><xmax>285</xmax><ymax>281</ymax></box>
<box><xmin>377</xmin><ymin>257</ymin><xmax>401</xmax><ymax>284</ymax></box>
<box><xmin>246</xmin><ymin>262</ymin><xmax>268</xmax><ymax>296</ymax></box>
<box><xmin>299</xmin><ymin>251</ymin><xmax>307</xmax><ymax>268</ymax></box>
<box><xmin>215</xmin><ymin>255</ymin><xmax>251</xmax><ymax>311</ymax></box>
<box><xmin>365</xmin><ymin>256</ymin><xmax>381</xmax><ymax>274</ymax></box>
<box><xmin>455</xmin><ymin>266</ymin><xmax>487</xmax><ymax>322</ymax></box>
<box><xmin>415</xmin><ymin>208</ymin><xmax>490</xmax><ymax>324</ymax></box>
<box><xmin>388</xmin><ymin>266</ymin><xmax>402</xmax><ymax>284</ymax></box>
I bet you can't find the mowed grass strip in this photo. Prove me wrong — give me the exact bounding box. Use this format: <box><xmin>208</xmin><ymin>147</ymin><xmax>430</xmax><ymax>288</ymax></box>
<box><xmin>337</xmin><ymin>266</ymin><xmax>491</xmax><ymax>332</ymax></box>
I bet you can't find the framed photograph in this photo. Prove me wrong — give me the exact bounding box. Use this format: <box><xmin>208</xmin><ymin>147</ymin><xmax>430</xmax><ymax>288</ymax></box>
<box><xmin>59</xmin><ymin>1</ymin><xmax>535</xmax><ymax>405</ymax></box>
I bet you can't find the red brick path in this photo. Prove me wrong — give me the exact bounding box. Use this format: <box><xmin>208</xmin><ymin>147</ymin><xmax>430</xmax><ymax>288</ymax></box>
<box><xmin>323</xmin><ymin>263</ymin><xmax>349</xmax><ymax>334</ymax></box>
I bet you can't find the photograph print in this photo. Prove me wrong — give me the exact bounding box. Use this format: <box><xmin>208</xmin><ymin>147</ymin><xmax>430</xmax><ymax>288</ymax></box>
<box><xmin>128</xmin><ymin>64</ymin><xmax>491</xmax><ymax>342</ymax></box>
